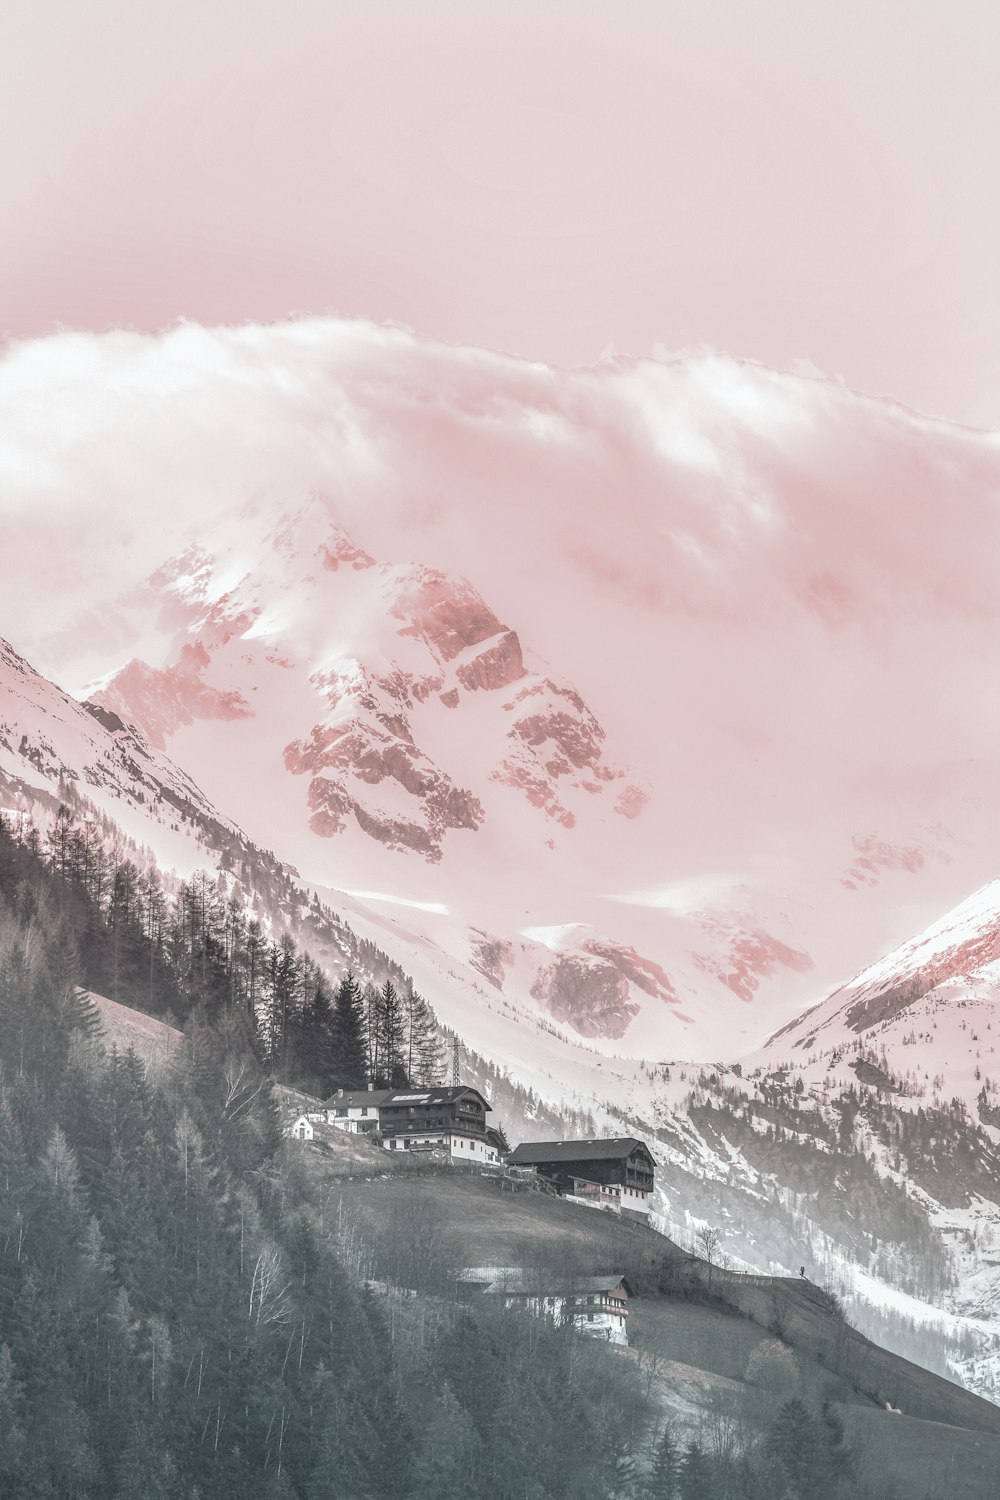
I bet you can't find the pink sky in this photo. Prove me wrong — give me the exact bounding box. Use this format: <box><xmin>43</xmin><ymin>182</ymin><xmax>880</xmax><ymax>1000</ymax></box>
<box><xmin>2</xmin><ymin>0</ymin><xmax>1000</xmax><ymax>426</ymax></box>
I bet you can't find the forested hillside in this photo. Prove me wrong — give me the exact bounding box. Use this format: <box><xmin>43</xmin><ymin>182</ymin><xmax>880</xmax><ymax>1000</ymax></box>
<box><xmin>0</xmin><ymin>811</ymin><xmax>661</xmax><ymax>1497</ymax></box>
<box><xmin>1</xmin><ymin>812</ymin><xmax>991</xmax><ymax>1497</ymax></box>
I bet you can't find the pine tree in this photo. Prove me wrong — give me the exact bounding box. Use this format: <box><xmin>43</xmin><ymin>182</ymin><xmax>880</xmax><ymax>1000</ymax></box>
<box><xmin>331</xmin><ymin>973</ymin><xmax>368</xmax><ymax>1091</ymax></box>
<box><xmin>405</xmin><ymin>988</ymin><xmax>446</xmax><ymax>1086</ymax></box>
<box><xmin>768</xmin><ymin>1398</ymin><xmax>826</xmax><ymax>1496</ymax></box>
<box><xmin>374</xmin><ymin>981</ymin><xmax>407</xmax><ymax>1087</ymax></box>
<box><xmin>646</xmin><ymin>1425</ymin><xmax>680</xmax><ymax>1498</ymax></box>
<box><xmin>678</xmin><ymin>1440</ymin><xmax>713</xmax><ymax>1500</ymax></box>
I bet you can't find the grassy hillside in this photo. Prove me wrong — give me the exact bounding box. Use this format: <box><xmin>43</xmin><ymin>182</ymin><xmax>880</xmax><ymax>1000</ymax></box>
<box><xmin>311</xmin><ymin>1144</ymin><xmax>1000</xmax><ymax>1495</ymax></box>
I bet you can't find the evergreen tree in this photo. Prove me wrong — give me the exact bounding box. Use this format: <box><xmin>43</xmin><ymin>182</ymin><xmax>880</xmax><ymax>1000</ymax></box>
<box><xmin>409</xmin><ymin>1384</ymin><xmax>480</xmax><ymax>1498</ymax></box>
<box><xmin>678</xmin><ymin>1440</ymin><xmax>713</xmax><ymax>1500</ymax></box>
<box><xmin>330</xmin><ymin>972</ymin><xmax>368</xmax><ymax>1092</ymax></box>
<box><xmin>647</xmin><ymin>1424</ymin><xmax>680</xmax><ymax>1498</ymax></box>
<box><xmin>405</xmin><ymin>987</ymin><xmax>446</xmax><ymax>1085</ymax></box>
<box><xmin>374</xmin><ymin>981</ymin><xmax>407</xmax><ymax>1087</ymax></box>
<box><xmin>768</xmin><ymin>1398</ymin><xmax>827</xmax><ymax>1496</ymax></box>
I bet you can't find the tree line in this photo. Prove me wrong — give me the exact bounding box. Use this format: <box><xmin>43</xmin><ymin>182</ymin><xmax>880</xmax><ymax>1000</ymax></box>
<box><xmin>4</xmin><ymin>806</ymin><xmax>445</xmax><ymax>1099</ymax></box>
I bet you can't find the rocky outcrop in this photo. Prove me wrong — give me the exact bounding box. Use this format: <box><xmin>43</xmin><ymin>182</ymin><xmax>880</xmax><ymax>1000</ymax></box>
<box><xmin>492</xmin><ymin>678</ymin><xmax>639</xmax><ymax>828</ymax></box>
<box><xmin>455</xmin><ymin>630</ymin><xmax>525</xmax><ymax>692</ymax></box>
<box><xmin>530</xmin><ymin>939</ymin><xmax>677</xmax><ymax>1039</ymax></box>
<box><xmin>319</xmin><ymin>530</ymin><xmax>375</xmax><ymax>571</ymax></box>
<box><xmin>470</xmin><ymin>931</ymin><xmax>515</xmax><ymax>989</ymax></box>
<box><xmin>695</xmin><ymin>926</ymin><xmax>813</xmax><ymax>1004</ymax></box>
<box><xmin>393</xmin><ymin>570</ymin><xmax>512</xmax><ymax>663</ymax></box>
<box><xmin>284</xmin><ymin>658</ymin><xmax>483</xmax><ymax>860</ymax></box>
<box><xmin>531</xmin><ymin>954</ymin><xmax>641</xmax><ymax>1038</ymax></box>
<box><xmin>842</xmin><ymin>833</ymin><xmax>933</xmax><ymax>890</ymax></box>
<box><xmin>95</xmin><ymin>643</ymin><xmax>252</xmax><ymax>749</ymax></box>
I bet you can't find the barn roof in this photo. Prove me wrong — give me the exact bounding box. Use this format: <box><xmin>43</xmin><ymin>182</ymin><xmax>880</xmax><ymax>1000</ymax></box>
<box><xmin>507</xmin><ymin>1137</ymin><xmax>652</xmax><ymax>1165</ymax></box>
<box><xmin>478</xmin><ymin>1270</ymin><xmax>634</xmax><ymax>1298</ymax></box>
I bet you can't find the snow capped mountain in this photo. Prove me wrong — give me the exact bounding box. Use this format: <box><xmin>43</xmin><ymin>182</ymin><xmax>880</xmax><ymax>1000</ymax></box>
<box><xmin>75</xmin><ymin>495</ymin><xmax>826</xmax><ymax>1056</ymax></box>
<box><xmin>758</xmin><ymin>880</ymin><xmax>1000</xmax><ymax>1113</ymax></box>
<box><xmin>93</xmin><ymin>499</ymin><xmax>640</xmax><ymax>858</ymax></box>
<box><xmin>9</xmin><ymin>323</ymin><xmax>1000</xmax><ymax>1064</ymax></box>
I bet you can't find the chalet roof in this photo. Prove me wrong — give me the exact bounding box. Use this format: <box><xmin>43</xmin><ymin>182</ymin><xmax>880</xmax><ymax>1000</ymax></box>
<box><xmin>458</xmin><ymin>1265</ymin><xmax>522</xmax><ymax>1285</ymax></box>
<box><xmin>570</xmin><ymin>1276</ymin><xmax>634</xmax><ymax>1297</ymax></box>
<box><xmin>507</xmin><ymin>1137</ymin><xmax>652</xmax><ymax>1165</ymax></box>
<box><xmin>476</xmin><ymin>1270</ymin><xmax>633</xmax><ymax>1298</ymax></box>
<box><xmin>322</xmin><ymin>1089</ymin><xmax>394</xmax><ymax>1109</ymax></box>
<box><xmin>380</xmin><ymin>1086</ymin><xmax>491</xmax><ymax>1111</ymax></box>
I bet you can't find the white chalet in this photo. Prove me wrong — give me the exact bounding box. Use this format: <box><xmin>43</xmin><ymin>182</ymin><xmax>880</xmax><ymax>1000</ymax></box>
<box><xmin>322</xmin><ymin>1088</ymin><xmax>394</xmax><ymax>1134</ymax></box>
<box><xmin>464</xmin><ymin>1268</ymin><xmax>633</xmax><ymax>1345</ymax></box>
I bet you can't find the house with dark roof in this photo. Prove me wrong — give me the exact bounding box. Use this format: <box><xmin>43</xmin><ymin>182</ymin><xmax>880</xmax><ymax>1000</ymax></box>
<box><xmin>506</xmin><ymin>1137</ymin><xmax>655</xmax><ymax>1218</ymax></box>
<box><xmin>322</xmin><ymin>1087</ymin><xmax>394</xmax><ymax>1135</ymax></box>
<box><xmin>378</xmin><ymin>1085</ymin><xmax>500</xmax><ymax>1163</ymax></box>
<box><xmin>466</xmin><ymin>1267</ymin><xmax>634</xmax><ymax>1345</ymax></box>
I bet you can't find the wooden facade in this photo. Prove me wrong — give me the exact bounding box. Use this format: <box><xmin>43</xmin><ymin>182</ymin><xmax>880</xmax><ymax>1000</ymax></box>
<box><xmin>506</xmin><ymin>1137</ymin><xmax>655</xmax><ymax>1215</ymax></box>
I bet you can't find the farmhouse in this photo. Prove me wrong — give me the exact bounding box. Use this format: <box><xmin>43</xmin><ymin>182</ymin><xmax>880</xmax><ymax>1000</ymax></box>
<box><xmin>506</xmin><ymin>1137</ymin><xmax>655</xmax><ymax>1218</ymax></box>
<box><xmin>463</xmin><ymin>1267</ymin><xmax>633</xmax><ymax>1345</ymax></box>
<box><xmin>378</xmin><ymin>1085</ymin><xmax>501</xmax><ymax>1163</ymax></box>
<box><xmin>322</xmin><ymin>1087</ymin><xmax>394</xmax><ymax>1134</ymax></box>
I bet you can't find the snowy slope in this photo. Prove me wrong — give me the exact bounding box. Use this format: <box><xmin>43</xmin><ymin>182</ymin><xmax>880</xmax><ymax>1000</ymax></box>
<box><xmin>758</xmin><ymin>880</ymin><xmax>1000</xmax><ymax>1114</ymax></box>
<box><xmin>730</xmin><ymin>883</ymin><xmax>1000</xmax><ymax>1400</ymax></box>
<box><xmin>0</xmin><ymin>634</ymin><xmax>241</xmax><ymax>876</ymax></box>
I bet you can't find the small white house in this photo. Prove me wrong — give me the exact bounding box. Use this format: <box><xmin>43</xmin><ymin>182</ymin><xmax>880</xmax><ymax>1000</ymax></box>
<box><xmin>289</xmin><ymin>1115</ymin><xmax>315</xmax><ymax>1141</ymax></box>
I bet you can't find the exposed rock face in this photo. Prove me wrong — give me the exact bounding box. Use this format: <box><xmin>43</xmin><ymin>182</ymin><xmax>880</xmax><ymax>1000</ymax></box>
<box><xmin>850</xmin><ymin>1057</ymin><xmax>901</xmax><ymax>1092</ymax></box>
<box><xmin>532</xmin><ymin>955</ymin><xmax>640</xmax><ymax>1038</ymax></box>
<box><xmin>493</xmin><ymin>678</ymin><xmax>639</xmax><ymax>828</ymax></box>
<box><xmin>531</xmin><ymin>939</ymin><xmax>678</xmax><ymax>1039</ymax></box>
<box><xmin>695</xmin><ymin>926</ymin><xmax>813</xmax><ymax>1004</ymax></box>
<box><xmin>455</xmin><ymin>630</ymin><xmax>524</xmax><ymax>692</ymax></box>
<box><xmin>579</xmin><ymin>940</ymin><xmax>677</xmax><ymax>1004</ymax></box>
<box><xmin>392</xmin><ymin>570</ymin><xmax>512</xmax><ymax>663</ymax></box>
<box><xmin>615</xmin><ymin>783</ymin><xmax>649</xmax><ymax>819</ymax></box>
<box><xmin>319</xmin><ymin>531</ymin><xmax>375</xmax><ymax>571</ymax></box>
<box><xmin>842</xmin><ymin>832</ymin><xmax>934</xmax><ymax>890</ymax></box>
<box><xmin>283</xmin><ymin>658</ymin><xmax>483</xmax><ymax>859</ymax></box>
<box><xmin>96</xmin><ymin>643</ymin><xmax>253</xmax><ymax>750</ymax></box>
<box><xmin>470</xmin><ymin>931</ymin><xmax>515</xmax><ymax>989</ymax></box>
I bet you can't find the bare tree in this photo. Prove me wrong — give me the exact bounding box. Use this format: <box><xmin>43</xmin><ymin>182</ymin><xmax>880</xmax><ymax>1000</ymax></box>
<box><xmin>248</xmin><ymin>1242</ymin><xmax>292</xmax><ymax>1329</ymax></box>
<box><xmin>695</xmin><ymin>1225</ymin><xmax>722</xmax><ymax>1292</ymax></box>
